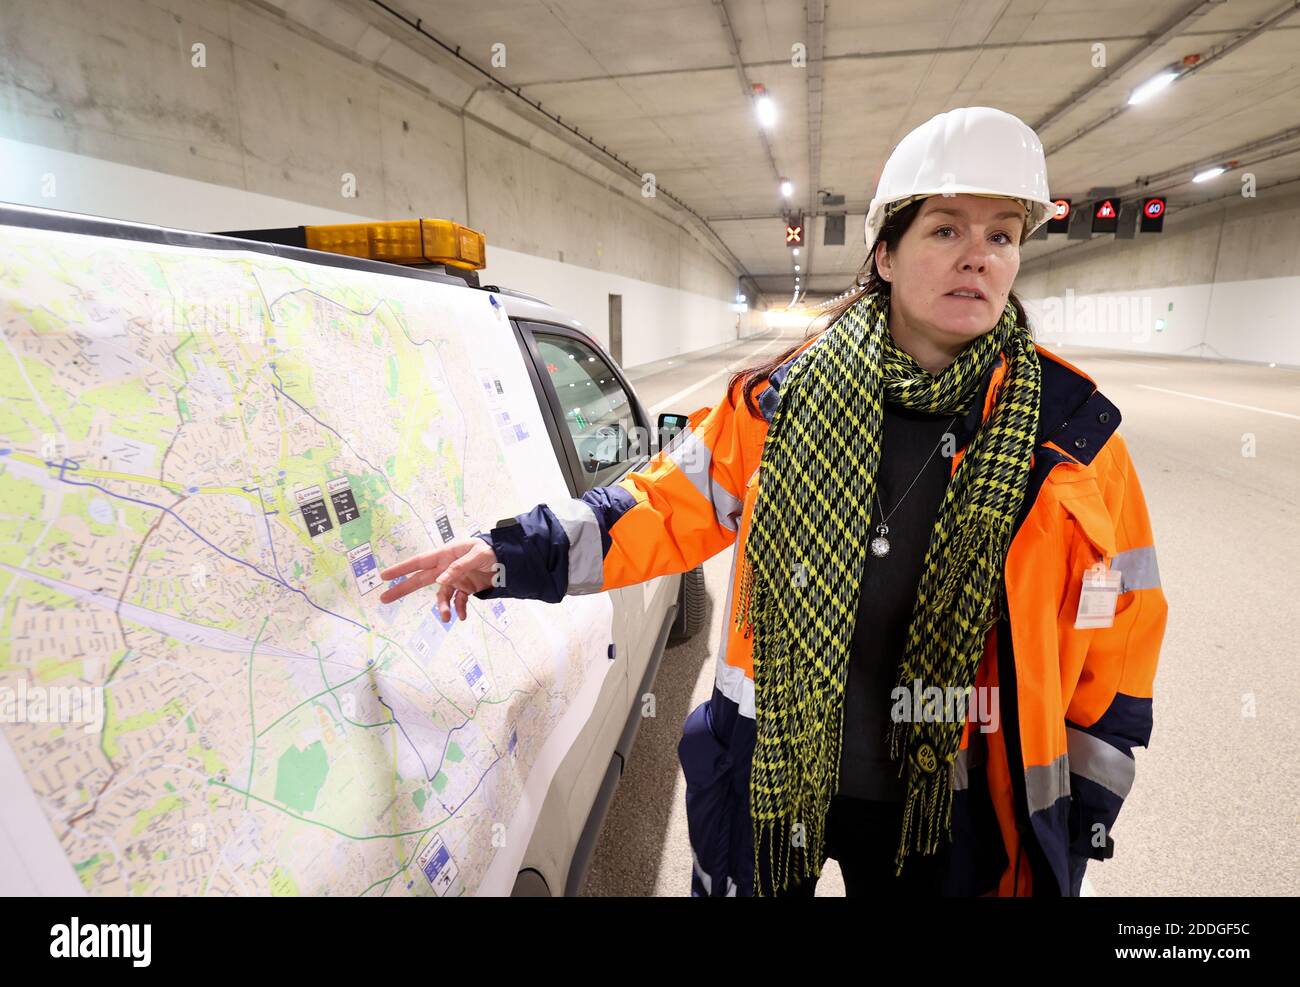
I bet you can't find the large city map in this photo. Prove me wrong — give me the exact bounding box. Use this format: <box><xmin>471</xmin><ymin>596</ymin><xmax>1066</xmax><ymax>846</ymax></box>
<box><xmin>0</xmin><ymin>217</ymin><xmax>613</xmax><ymax>895</ymax></box>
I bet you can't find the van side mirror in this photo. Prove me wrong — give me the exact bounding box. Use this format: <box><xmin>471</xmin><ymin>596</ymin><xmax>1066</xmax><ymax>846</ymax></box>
<box><xmin>656</xmin><ymin>412</ymin><xmax>689</xmax><ymax>453</ymax></box>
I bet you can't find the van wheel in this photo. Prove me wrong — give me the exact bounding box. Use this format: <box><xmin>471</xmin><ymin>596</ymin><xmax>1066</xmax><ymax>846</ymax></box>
<box><xmin>669</xmin><ymin>566</ymin><xmax>706</xmax><ymax>642</ymax></box>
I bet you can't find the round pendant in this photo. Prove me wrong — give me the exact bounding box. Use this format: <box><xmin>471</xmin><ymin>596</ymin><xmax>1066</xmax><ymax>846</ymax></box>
<box><xmin>870</xmin><ymin>535</ymin><xmax>891</xmax><ymax>557</ymax></box>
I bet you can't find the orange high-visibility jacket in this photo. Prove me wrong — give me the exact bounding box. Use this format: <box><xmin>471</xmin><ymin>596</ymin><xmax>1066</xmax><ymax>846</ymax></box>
<box><xmin>474</xmin><ymin>340</ymin><xmax>1168</xmax><ymax>897</ymax></box>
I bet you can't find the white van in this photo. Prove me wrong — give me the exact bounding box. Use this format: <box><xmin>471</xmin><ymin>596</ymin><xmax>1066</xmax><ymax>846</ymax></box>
<box><xmin>0</xmin><ymin>204</ymin><xmax>705</xmax><ymax>897</ymax></box>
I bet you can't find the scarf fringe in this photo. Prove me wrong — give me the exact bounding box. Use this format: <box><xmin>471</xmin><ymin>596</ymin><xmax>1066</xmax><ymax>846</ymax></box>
<box><xmin>733</xmin><ymin>549</ymin><xmax>757</xmax><ymax>638</ymax></box>
<box><xmin>751</xmin><ymin>795</ymin><xmax>836</xmax><ymax>897</ymax></box>
<box><xmin>893</xmin><ymin>764</ymin><xmax>954</xmax><ymax>876</ymax></box>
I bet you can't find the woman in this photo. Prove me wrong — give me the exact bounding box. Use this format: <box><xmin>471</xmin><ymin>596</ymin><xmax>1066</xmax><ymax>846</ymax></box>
<box><xmin>379</xmin><ymin>107</ymin><xmax>1168</xmax><ymax>898</ymax></box>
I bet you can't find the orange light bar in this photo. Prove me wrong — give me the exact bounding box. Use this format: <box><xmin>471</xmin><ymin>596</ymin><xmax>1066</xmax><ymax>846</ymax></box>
<box><xmin>304</xmin><ymin>219</ymin><xmax>486</xmax><ymax>270</ymax></box>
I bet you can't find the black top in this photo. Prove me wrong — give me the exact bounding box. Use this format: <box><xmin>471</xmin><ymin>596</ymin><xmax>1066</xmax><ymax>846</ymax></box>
<box><xmin>836</xmin><ymin>401</ymin><xmax>964</xmax><ymax>800</ymax></box>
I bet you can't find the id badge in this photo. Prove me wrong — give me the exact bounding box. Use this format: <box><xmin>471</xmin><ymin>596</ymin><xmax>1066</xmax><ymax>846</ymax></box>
<box><xmin>1074</xmin><ymin>561</ymin><xmax>1121</xmax><ymax>629</ymax></box>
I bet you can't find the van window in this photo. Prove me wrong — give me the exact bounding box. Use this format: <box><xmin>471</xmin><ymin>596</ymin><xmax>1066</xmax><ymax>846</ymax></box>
<box><xmin>534</xmin><ymin>333</ymin><xmax>641</xmax><ymax>489</ymax></box>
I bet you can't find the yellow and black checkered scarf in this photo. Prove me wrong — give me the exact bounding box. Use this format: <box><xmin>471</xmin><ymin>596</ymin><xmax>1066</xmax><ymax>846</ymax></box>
<box><xmin>734</xmin><ymin>288</ymin><xmax>1041</xmax><ymax>895</ymax></box>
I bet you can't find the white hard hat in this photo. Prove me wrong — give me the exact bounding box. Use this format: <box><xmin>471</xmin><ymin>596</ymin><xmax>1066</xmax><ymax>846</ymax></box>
<box><xmin>864</xmin><ymin>106</ymin><xmax>1054</xmax><ymax>249</ymax></box>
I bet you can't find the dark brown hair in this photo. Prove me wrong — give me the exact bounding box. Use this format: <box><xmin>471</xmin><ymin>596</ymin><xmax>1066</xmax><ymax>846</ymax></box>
<box><xmin>727</xmin><ymin>197</ymin><xmax>1034</xmax><ymax>417</ymax></box>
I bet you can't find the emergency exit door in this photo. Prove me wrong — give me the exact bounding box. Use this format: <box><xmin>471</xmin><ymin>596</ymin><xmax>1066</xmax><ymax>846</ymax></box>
<box><xmin>608</xmin><ymin>293</ymin><xmax>622</xmax><ymax>367</ymax></box>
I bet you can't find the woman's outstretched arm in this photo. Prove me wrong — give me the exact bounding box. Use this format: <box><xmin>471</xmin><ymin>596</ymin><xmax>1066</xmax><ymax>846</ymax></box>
<box><xmin>379</xmin><ymin>376</ymin><xmax>766</xmax><ymax>614</ymax></box>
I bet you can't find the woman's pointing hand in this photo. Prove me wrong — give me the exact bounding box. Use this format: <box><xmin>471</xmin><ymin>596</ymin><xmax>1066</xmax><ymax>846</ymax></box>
<box><xmin>378</xmin><ymin>537</ymin><xmax>500</xmax><ymax>621</ymax></box>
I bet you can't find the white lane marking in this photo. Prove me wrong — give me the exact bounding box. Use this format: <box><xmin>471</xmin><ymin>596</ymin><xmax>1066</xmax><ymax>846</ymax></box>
<box><xmin>1136</xmin><ymin>384</ymin><xmax>1300</xmax><ymax>421</ymax></box>
<box><xmin>1100</xmin><ymin>358</ymin><xmax>1172</xmax><ymax>373</ymax></box>
<box><xmin>649</xmin><ymin>333</ymin><xmax>791</xmax><ymax>416</ymax></box>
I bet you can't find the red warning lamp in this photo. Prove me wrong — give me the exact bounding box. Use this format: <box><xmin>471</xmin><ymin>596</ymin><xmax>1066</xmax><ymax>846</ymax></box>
<box><xmin>1140</xmin><ymin>196</ymin><xmax>1167</xmax><ymax>233</ymax></box>
<box><xmin>1091</xmin><ymin>198</ymin><xmax>1120</xmax><ymax>234</ymax></box>
<box><xmin>1047</xmin><ymin>197</ymin><xmax>1072</xmax><ymax>234</ymax></box>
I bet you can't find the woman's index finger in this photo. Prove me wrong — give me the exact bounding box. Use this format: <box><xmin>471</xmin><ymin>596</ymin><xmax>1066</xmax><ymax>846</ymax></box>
<box><xmin>379</xmin><ymin>548</ymin><xmax>444</xmax><ymax>581</ymax></box>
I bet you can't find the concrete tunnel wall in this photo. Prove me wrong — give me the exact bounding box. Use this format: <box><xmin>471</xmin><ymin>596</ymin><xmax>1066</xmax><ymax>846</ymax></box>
<box><xmin>0</xmin><ymin>0</ymin><xmax>756</xmax><ymax>371</ymax></box>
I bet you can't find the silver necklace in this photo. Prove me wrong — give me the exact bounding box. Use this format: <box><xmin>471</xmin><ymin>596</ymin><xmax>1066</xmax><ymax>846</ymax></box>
<box><xmin>869</xmin><ymin>415</ymin><xmax>960</xmax><ymax>558</ymax></box>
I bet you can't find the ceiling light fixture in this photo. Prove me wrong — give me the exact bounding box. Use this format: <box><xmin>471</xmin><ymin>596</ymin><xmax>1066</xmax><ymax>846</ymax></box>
<box><xmin>1128</xmin><ymin>67</ymin><xmax>1179</xmax><ymax>106</ymax></box>
<box><xmin>754</xmin><ymin>85</ymin><xmax>777</xmax><ymax>128</ymax></box>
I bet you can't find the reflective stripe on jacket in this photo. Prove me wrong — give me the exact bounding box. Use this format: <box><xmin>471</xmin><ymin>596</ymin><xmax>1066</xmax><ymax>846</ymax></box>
<box><xmin>475</xmin><ymin>341</ymin><xmax>1168</xmax><ymax>897</ymax></box>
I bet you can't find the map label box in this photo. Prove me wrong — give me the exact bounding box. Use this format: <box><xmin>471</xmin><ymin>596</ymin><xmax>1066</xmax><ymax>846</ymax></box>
<box><xmin>417</xmin><ymin>836</ymin><xmax>459</xmax><ymax>896</ymax></box>
<box><xmin>348</xmin><ymin>542</ymin><xmax>381</xmax><ymax>594</ymax></box>
<box><xmin>434</xmin><ymin>506</ymin><xmax>454</xmax><ymax>543</ymax></box>
<box><xmin>327</xmin><ymin>476</ymin><xmax>361</xmax><ymax>525</ymax></box>
<box><xmin>294</xmin><ymin>484</ymin><xmax>333</xmax><ymax>537</ymax></box>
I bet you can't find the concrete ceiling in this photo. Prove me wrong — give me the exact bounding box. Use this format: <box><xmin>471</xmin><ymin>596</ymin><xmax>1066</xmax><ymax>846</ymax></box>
<box><xmin>374</xmin><ymin>0</ymin><xmax>1300</xmax><ymax>300</ymax></box>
